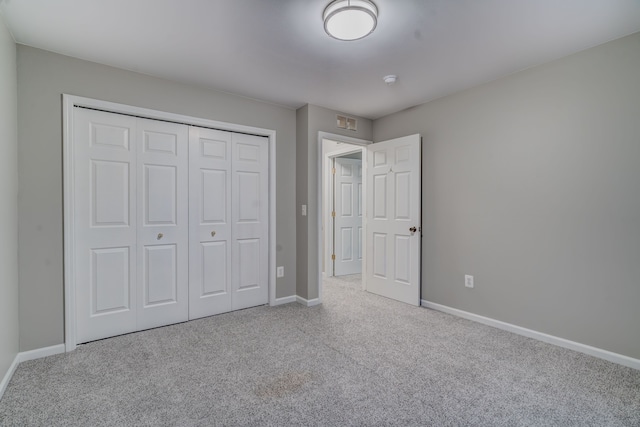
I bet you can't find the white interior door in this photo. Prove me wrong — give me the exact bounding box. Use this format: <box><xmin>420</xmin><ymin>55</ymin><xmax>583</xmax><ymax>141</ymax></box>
<box><xmin>231</xmin><ymin>133</ymin><xmax>269</xmax><ymax>310</ymax></box>
<box><xmin>136</xmin><ymin>118</ymin><xmax>189</xmax><ymax>330</ymax></box>
<box><xmin>334</xmin><ymin>157</ymin><xmax>363</xmax><ymax>276</ymax></box>
<box><xmin>188</xmin><ymin>127</ymin><xmax>233</xmax><ymax>319</ymax></box>
<box><xmin>74</xmin><ymin>108</ymin><xmax>138</xmax><ymax>343</ymax></box>
<box><xmin>365</xmin><ymin>134</ymin><xmax>421</xmax><ymax>305</ymax></box>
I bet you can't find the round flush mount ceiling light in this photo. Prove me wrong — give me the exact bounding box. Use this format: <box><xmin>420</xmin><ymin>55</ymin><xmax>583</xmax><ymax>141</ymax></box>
<box><xmin>323</xmin><ymin>0</ymin><xmax>378</xmax><ymax>41</ymax></box>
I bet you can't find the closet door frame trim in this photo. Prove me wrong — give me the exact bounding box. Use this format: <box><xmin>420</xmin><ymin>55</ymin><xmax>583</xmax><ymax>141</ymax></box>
<box><xmin>63</xmin><ymin>94</ymin><xmax>277</xmax><ymax>352</ymax></box>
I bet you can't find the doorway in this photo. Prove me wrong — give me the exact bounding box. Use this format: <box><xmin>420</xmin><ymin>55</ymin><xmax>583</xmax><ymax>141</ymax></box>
<box><xmin>317</xmin><ymin>132</ymin><xmax>423</xmax><ymax>307</ymax></box>
<box><xmin>325</xmin><ymin>148</ymin><xmax>363</xmax><ymax>278</ymax></box>
<box><xmin>319</xmin><ymin>133</ymin><xmax>371</xmax><ymax>302</ymax></box>
<box><xmin>332</xmin><ymin>153</ymin><xmax>363</xmax><ymax>276</ymax></box>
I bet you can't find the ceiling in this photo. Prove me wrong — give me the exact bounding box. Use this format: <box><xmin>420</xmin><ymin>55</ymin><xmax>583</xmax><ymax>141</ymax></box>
<box><xmin>2</xmin><ymin>0</ymin><xmax>640</xmax><ymax>119</ymax></box>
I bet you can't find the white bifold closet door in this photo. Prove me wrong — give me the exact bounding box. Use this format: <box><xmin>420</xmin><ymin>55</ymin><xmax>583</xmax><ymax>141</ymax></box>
<box><xmin>188</xmin><ymin>127</ymin><xmax>269</xmax><ymax>319</ymax></box>
<box><xmin>136</xmin><ymin>118</ymin><xmax>189</xmax><ymax>331</ymax></box>
<box><xmin>74</xmin><ymin>107</ymin><xmax>268</xmax><ymax>344</ymax></box>
<box><xmin>74</xmin><ymin>108</ymin><xmax>189</xmax><ymax>343</ymax></box>
<box><xmin>74</xmin><ymin>109</ymin><xmax>138</xmax><ymax>343</ymax></box>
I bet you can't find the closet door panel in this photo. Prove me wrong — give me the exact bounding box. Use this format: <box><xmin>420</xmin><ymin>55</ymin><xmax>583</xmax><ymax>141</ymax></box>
<box><xmin>136</xmin><ymin>118</ymin><xmax>189</xmax><ymax>330</ymax></box>
<box><xmin>232</xmin><ymin>133</ymin><xmax>269</xmax><ymax>310</ymax></box>
<box><xmin>189</xmin><ymin>127</ymin><xmax>233</xmax><ymax>319</ymax></box>
<box><xmin>90</xmin><ymin>247</ymin><xmax>130</xmax><ymax>314</ymax></box>
<box><xmin>74</xmin><ymin>108</ymin><xmax>137</xmax><ymax>343</ymax></box>
<box><xmin>201</xmin><ymin>241</ymin><xmax>228</xmax><ymax>295</ymax></box>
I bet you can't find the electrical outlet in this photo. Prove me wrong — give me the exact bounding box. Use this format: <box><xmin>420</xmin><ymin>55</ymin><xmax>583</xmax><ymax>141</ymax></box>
<box><xmin>301</xmin><ymin>205</ymin><xmax>307</xmax><ymax>216</ymax></box>
<box><xmin>465</xmin><ymin>275</ymin><xmax>474</xmax><ymax>288</ymax></box>
<box><xmin>277</xmin><ymin>266</ymin><xmax>284</xmax><ymax>278</ymax></box>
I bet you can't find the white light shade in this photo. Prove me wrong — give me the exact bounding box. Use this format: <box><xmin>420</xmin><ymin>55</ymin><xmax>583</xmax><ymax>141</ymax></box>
<box><xmin>323</xmin><ymin>0</ymin><xmax>378</xmax><ymax>41</ymax></box>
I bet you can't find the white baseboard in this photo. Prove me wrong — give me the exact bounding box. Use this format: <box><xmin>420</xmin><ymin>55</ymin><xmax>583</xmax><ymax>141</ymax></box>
<box><xmin>296</xmin><ymin>296</ymin><xmax>321</xmax><ymax>307</ymax></box>
<box><xmin>17</xmin><ymin>344</ymin><xmax>65</xmax><ymax>363</ymax></box>
<box><xmin>271</xmin><ymin>295</ymin><xmax>297</xmax><ymax>306</ymax></box>
<box><xmin>0</xmin><ymin>343</ymin><xmax>65</xmax><ymax>401</ymax></box>
<box><xmin>272</xmin><ymin>295</ymin><xmax>322</xmax><ymax>307</ymax></box>
<box><xmin>0</xmin><ymin>354</ymin><xmax>20</xmax><ymax>401</ymax></box>
<box><xmin>421</xmin><ymin>300</ymin><xmax>640</xmax><ymax>371</ymax></box>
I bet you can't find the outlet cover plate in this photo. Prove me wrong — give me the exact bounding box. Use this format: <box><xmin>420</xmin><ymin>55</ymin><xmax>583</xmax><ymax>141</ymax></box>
<box><xmin>465</xmin><ymin>275</ymin><xmax>474</xmax><ymax>288</ymax></box>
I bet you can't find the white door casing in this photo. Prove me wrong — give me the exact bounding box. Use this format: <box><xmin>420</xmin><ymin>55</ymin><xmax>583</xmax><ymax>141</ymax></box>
<box><xmin>334</xmin><ymin>157</ymin><xmax>363</xmax><ymax>276</ymax></box>
<box><xmin>74</xmin><ymin>108</ymin><xmax>138</xmax><ymax>343</ymax></box>
<box><xmin>136</xmin><ymin>118</ymin><xmax>189</xmax><ymax>330</ymax></box>
<box><xmin>365</xmin><ymin>134</ymin><xmax>421</xmax><ymax>306</ymax></box>
<box><xmin>320</xmin><ymin>138</ymin><xmax>369</xmax><ymax>281</ymax></box>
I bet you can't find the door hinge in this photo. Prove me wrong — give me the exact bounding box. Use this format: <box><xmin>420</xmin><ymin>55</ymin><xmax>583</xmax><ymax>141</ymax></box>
<box><xmin>331</xmin><ymin>211</ymin><xmax>336</xmax><ymax>217</ymax></box>
<box><xmin>331</xmin><ymin>254</ymin><xmax>336</xmax><ymax>260</ymax></box>
<box><xmin>332</xmin><ymin>167</ymin><xmax>336</xmax><ymax>175</ymax></box>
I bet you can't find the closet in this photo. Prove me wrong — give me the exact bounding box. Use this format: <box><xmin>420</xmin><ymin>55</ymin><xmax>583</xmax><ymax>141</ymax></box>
<box><xmin>72</xmin><ymin>107</ymin><xmax>269</xmax><ymax>344</ymax></box>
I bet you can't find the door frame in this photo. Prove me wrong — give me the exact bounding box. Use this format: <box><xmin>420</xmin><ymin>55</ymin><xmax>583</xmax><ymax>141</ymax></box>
<box><xmin>63</xmin><ymin>94</ymin><xmax>277</xmax><ymax>352</ymax></box>
<box><xmin>317</xmin><ymin>132</ymin><xmax>371</xmax><ymax>303</ymax></box>
<box><xmin>323</xmin><ymin>147</ymin><xmax>363</xmax><ymax>278</ymax></box>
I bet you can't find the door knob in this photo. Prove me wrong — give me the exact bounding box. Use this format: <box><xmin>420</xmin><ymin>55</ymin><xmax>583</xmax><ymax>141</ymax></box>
<box><xmin>409</xmin><ymin>227</ymin><xmax>417</xmax><ymax>233</ymax></box>
<box><xmin>211</xmin><ymin>231</ymin><xmax>216</xmax><ymax>237</ymax></box>
<box><xmin>157</xmin><ymin>233</ymin><xmax>163</xmax><ymax>240</ymax></box>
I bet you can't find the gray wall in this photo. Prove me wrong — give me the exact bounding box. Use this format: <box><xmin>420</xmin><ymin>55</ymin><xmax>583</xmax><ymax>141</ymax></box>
<box><xmin>17</xmin><ymin>46</ymin><xmax>297</xmax><ymax>351</ymax></box>
<box><xmin>296</xmin><ymin>104</ymin><xmax>372</xmax><ymax>300</ymax></box>
<box><xmin>0</xmin><ymin>14</ymin><xmax>19</xmax><ymax>384</ymax></box>
<box><xmin>373</xmin><ymin>32</ymin><xmax>640</xmax><ymax>359</ymax></box>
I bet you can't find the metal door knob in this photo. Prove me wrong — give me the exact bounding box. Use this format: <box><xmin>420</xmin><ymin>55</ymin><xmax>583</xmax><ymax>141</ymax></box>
<box><xmin>211</xmin><ymin>231</ymin><xmax>216</xmax><ymax>237</ymax></box>
<box><xmin>409</xmin><ymin>227</ymin><xmax>417</xmax><ymax>233</ymax></box>
<box><xmin>157</xmin><ymin>233</ymin><xmax>163</xmax><ymax>240</ymax></box>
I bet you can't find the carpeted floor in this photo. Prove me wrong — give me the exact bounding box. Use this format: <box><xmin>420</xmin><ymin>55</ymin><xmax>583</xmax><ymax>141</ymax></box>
<box><xmin>1</xmin><ymin>274</ymin><xmax>639</xmax><ymax>426</ymax></box>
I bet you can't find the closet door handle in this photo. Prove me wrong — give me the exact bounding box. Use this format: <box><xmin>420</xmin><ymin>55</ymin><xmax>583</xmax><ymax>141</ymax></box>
<box><xmin>157</xmin><ymin>233</ymin><xmax>164</xmax><ymax>240</ymax></box>
<box><xmin>211</xmin><ymin>231</ymin><xmax>216</xmax><ymax>237</ymax></box>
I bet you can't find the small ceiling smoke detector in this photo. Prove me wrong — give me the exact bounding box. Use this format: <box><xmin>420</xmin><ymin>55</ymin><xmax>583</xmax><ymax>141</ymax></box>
<box><xmin>383</xmin><ymin>75</ymin><xmax>397</xmax><ymax>85</ymax></box>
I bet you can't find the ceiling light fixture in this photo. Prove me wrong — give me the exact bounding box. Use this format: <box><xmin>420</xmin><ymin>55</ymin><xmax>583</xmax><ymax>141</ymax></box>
<box><xmin>323</xmin><ymin>0</ymin><xmax>378</xmax><ymax>41</ymax></box>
